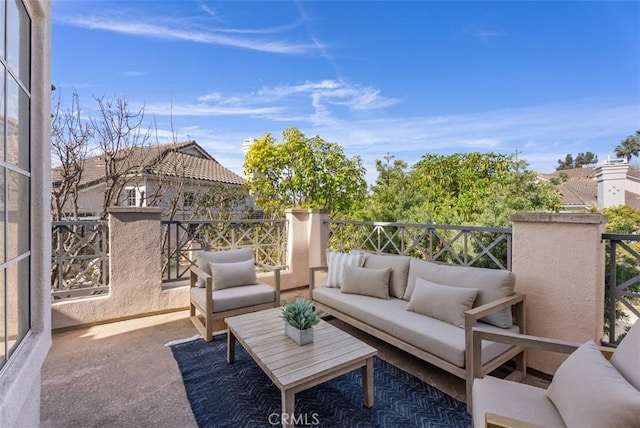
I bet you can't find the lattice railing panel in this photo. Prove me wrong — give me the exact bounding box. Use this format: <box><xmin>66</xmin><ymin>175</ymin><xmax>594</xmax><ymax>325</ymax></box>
<box><xmin>51</xmin><ymin>221</ymin><xmax>109</xmax><ymax>300</ymax></box>
<box><xmin>162</xmin><ymin>220</ymin><xmax>288</xmax><ymax>281</ymax></box>
<box><xmin>603</xmin><ymin>233</ymin><xmax>640</xmax><ymax>344</ymax></box>
<box><xmin>327</xmin><ymin>220</ymin><xmax>512</xmax><ymax>271</ymax></box>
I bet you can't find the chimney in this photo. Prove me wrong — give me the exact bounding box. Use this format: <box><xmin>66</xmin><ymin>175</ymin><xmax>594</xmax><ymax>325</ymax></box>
<box><xmin>595</xmin><ymin>158</ymin><xmax>629</xmax><ymax>209</ymax></box>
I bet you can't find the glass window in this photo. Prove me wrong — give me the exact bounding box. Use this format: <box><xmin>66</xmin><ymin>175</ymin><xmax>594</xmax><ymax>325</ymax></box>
<box><xmin>126</xmin><ymin>188</ymin><xmax>136</xmax><ymax>206</ymax></box>
<box><xmin>6</xmin><ymin>77</ymin><xmax>28</xmax><ymax>170</ymax></box>
<box><xmin>0</xmin><ymin>0</ymin><xmax>30</xmax><ymax>370</ymax></box>
<box><xmin>7</xmin><ymin>170</ymin><xmax>29</xmax><ymax>259</ymax></box>
<box><xmin>6</xmin><ymin>0</ymin><xmax>30</xmax><ymax>90</ymax></box>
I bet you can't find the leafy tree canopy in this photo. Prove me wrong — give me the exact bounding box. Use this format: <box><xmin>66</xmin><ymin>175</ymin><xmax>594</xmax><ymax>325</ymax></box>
<box><xmin>615</xmin><ymin>130</ymin><xmax>640</xmax><ymax>163</ymax></box>
<box><xmin>354</xmin><ymin>151</ymin><xmax>560</xmax><ymax>227</ymax></box>
<box><xmin>243</xmin><ymin>127</ymin><xmax>367</xmax><ymax>217</ymax></box>
<box><xmin>556</xmin><ymin>151</ymin><xmax>598</xmax><ymax>170</ymax></box>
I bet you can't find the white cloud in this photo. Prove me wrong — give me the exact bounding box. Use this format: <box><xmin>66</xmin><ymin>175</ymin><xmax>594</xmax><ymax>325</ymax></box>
<box><xmin>59</xmin><ymin>16</ymin><xmax>323</xmax><ymax>55</ymax></box>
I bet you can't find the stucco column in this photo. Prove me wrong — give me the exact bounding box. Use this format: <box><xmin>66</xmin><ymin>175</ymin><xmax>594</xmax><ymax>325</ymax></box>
<box><xmin>109</xmin><ymin>207</ymin><xmax>164</xmax><ymax>302</ymax></box>
<box><xmin>511</xmin><ymin>213</ymin><xmax>606</xmax><ymax>374</ymax></box>
<box><xmin>279</xmin><ymin>209</ymin><xmax>329</xmax><ymax>290</ymax></box>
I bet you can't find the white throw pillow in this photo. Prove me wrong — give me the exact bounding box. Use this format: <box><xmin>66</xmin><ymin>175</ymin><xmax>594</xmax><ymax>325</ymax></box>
<box><xmin>406</xmin><ymin>277</ymin><xmax>478</xmax><ymax>328</ymax></box>
<box><xmin>325</xmin><ymin>250</ymin><xmax>365</xmax><ymax>288</ymax></box>
<box><xmin>195</xmin><ymin>247</ymin><xmax>253</xmax><ymax>287</ymax></box>
<box><xmin>340</xmin><ymin>265</ymin><xmax>392</xmax><ymax>300</ymax></box>
<box><xmin>209</xmin><ymin>259</ymin><xmax>257</xmax><ymax>290</ymax></box>
<box><xmin>610</xmin><ymin>320</ymin><xmax>640</xmax><ymax>390</ymax></box>
<box><xmin>547</xmin><ymin>340</ymin><xmax>640</xmax><ymax>428</ymax></box>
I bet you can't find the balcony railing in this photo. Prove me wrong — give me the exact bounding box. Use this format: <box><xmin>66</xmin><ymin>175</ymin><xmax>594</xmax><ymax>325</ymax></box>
<box><xmin>326</xmin><ymin>220</ymin><xmax>512</xmax><ymax>270</ymax></box>
<box><xmin>51</xmin><ymin>220</ymin><xmax>110</xmax><ymax>300</ymax></box>
<box><xmin>161</xmin><ymin>219</ymin><xmax>288</xmax><ymax>282</ymax></box>
<box><xmin>602</xmin><ymin>233</ymin><xmax>640</xmax><ymax>344</ymax></box>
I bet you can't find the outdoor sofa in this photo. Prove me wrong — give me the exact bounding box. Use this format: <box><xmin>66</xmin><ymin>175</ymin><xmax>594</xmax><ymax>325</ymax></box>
<box><xmin>309</xmin><ymin>251</ymin><xmax>526</xmax><ymax>410</ymax></box>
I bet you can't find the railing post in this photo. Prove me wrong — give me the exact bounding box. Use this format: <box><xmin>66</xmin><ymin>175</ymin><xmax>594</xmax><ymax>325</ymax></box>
<box><xmin>608</xmin><ymin>240</ymin><xmax>618</xmax><ymax>343</ymax></box>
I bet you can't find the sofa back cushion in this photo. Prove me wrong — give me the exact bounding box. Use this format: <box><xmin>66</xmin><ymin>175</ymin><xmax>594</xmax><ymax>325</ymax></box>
<box><xmin>341</xmin><ymin>265</ymin><xmax>392</xmax><ymax>299</ymax></box>
<box><xmin>403</xmin><ymin>258</ymin><xmax>515</xmax><ymax>328</ymax></box>
<box><xmin>195</xmin><ymin>247</ymin><xmax>254</xmax><ymax>287</ymax></box>
<box><xmin>363</xmin><ymin>253</ymin><xmax>411</xmax><ymax>298</ymax></box>
<box><xmin>610</xmin><ymin>320</ymin><xmax>640</xmax><ymax>390</ymax></box>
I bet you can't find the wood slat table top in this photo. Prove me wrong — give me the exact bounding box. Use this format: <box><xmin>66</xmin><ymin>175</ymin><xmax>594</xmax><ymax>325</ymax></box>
<box><xmin>226</xmin><ymin>308</ymin><xmax>377</xmax><ymax>390</ymax></box>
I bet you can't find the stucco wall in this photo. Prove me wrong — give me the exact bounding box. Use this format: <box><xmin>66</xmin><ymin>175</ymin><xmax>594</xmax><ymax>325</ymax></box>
<box><xmin>52</xmin><ymin>208</ymin><xmax>188</xmax><ymax>329</ymax></box>
<box><xmin>511</xmin><ymin>213</ymin><xmax>606</xmax><ymax>375</ymax></box>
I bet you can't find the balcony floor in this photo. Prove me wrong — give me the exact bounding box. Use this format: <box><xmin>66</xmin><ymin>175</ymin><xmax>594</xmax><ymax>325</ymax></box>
<box><xmin>41</xmin><ymin>289</ymin><xmax>548</xmax><ymax>427</ymax></box>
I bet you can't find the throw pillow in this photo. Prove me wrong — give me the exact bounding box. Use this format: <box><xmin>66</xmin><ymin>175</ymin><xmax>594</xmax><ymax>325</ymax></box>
<box><xmin>547</xmin><ymin>340</ymin><xmax>640</xmax><ymax>428</ymax></box>
<box><xmin>610</xmin><ymin>320</ymin><xmax>640</xmax><ymax>390</ymax></box>
<box><xmin>362</xmin><ymin>253</ymin><xmax>411</xmax><ymax>299</ymax></box>
<box><xmin>406</xmin><ymin>277</ymin><xmax>478</xmax><ymax>328</ymax></box>
<box><xmin>195</xmin><ymin>247</ymin><xmax>254</xmax><ymax>287</ymax></box>
<box><xmin>325</xmin><ymin>250</ymin><xmax>366</xmax><ymax>288</ymax></box>
<box><xmin>340</xmin><ymin>265</ymin><xmax>392</xmax><ymax>299</ymax></box>
<box><xmin>209</xmin><ymin>259</ymin><xmax>257</xmax><ymax>291</ymax></box>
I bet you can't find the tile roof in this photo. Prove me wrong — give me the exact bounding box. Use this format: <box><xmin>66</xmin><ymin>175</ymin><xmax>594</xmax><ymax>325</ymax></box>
<box><xmin>52</xmin><ymin>141</ymin><xmax>244</xmax><ymax>187</ymax></box>
<box><xmin>540</xmin><ymin>166</ymin><xmax>640</xmax><ymax>209</ymax></box>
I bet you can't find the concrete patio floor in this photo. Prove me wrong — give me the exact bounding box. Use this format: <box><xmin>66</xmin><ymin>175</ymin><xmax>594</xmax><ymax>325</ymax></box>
<box><xmin>41</xmin><ymin>288</ymin><xmax>548</xmax><ymax>428</ymax></box>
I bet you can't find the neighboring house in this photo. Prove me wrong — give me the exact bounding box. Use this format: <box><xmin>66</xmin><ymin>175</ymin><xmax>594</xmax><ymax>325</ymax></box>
<box><xmin>52</xmin><ymin>140</ymin><xmax>249</xmax><ymax>219</ymax></box>
<box><xmin>539</xmin><ymin>159</ymin><xmax>640</xmax><ymax>211</ymax></box>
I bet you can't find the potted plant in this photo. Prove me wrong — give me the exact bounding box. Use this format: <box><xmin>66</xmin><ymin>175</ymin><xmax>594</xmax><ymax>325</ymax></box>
<box><xmin>281</xmin><ymin>298</ymin><xmax>321</xmax><ymax>345</ymax></box>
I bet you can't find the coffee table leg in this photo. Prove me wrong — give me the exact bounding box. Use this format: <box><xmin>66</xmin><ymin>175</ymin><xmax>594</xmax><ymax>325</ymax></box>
<box><xmin>227</xmin><ymin>331</ymin><xmax>235</xmax><ymax>364</ymax></box>
<box><xmin>363</xmin><ymin>357</ymin><xmax>374</xmax><ymax>407</ymax></box>
<box><xmin>281</xmin><ymin>389</ymin><xmax>295</xmax><ymax>428</ymax></box>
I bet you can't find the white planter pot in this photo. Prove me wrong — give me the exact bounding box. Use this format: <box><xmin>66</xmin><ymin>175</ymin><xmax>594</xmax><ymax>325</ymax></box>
<box><xmin>284</xmin><ymin>321</ymin><xmax>314</xmax><ymax>345</ymax></box>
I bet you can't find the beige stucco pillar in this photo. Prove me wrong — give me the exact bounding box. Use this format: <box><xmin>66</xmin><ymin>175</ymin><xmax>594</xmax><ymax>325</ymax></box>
<box><xmin>511</xmin><ymin>213</ymin><xmax>606</xmax><ymax>375</ymax></box>
<box><xmin>278</xmin><ymin>209</ymin><xmax>329</xmax><ymax>290</ymax></box>
<box><xmin>52</xmin><ymin>207</ymin><xmax>188</xmax><ymax>329</ymax></box>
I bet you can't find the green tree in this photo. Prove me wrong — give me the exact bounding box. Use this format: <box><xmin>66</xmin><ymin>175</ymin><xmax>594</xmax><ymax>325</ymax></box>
<box><xmin>357</xmin><ymin>153</ymin><xmax>416</xmax><ymax>222</ymax></box>
<box><xmin>243</xmin><ymin>127</ymin><xmax>367</xmax><ymax>217</ymax></box>
<box><xmin>556</xmin><ymin>152</ymin><xmax>598</xmax><ymax>170</ymax></box>
<box><xmin>615</xmin><ymin>131</ymin><xmax>640</xmax><ymax>163</ymax></box>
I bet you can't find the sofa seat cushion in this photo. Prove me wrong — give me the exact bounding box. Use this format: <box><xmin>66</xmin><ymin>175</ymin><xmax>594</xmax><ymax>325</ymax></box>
<box><xmin>472</xmin><ymin>376</ymin><xmax>566</xmax><ymax>428</ymax></box>
<box><xmin>313</xmin><ymin>287</ymin><xmax>516</xmax><ymax>367</ymax></box>
<box><xmin>191</xmin><ymin>282</ymin><xmax>275</xmax><ymax>313</ymax></box>
<box><xmin>404</xmin><ymin>258</ymin><xmax>516</xmax><ymax>328</ymax></box>
<box><xmin>362</xmin><ymin>253</ymin><xmax>411</xmax><ymax>299</ymax></box>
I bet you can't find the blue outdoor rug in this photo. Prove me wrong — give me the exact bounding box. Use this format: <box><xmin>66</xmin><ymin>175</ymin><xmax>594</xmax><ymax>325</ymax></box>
<box><xmin>169</xmin><ymin>334</ymin><xmax>471</xmax><ymax>428</ymax></box>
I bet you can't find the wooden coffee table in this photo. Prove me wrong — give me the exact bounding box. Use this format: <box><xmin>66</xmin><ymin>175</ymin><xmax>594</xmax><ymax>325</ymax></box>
<box><xmin>225</xmin><ymin>308</ymin><xmax>377</xmax><ymax>428</ymax></box>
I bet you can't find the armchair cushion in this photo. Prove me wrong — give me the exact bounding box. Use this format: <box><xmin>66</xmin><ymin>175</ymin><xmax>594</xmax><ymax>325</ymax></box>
<box><xmin>209</xmin><ymin>259</ymin><xmax>257</xmax><ymax>290</ymax></box>
<box><xmin>340</xmin><ymin>265</ymin><xmax>392</xmax><ymax>300</ymax></box>
<box><xmin>325</xmin><ymin>251</ymin><xmax>365</xmax><ymax>288</ymax></box>
<box><xmin>190</xmin><ymin>283</ymin><xmax>275</xmax><ymax>313</ymax></box>
<box><xmin>406</xmin><ymin>277</ymin><xmax>478</xmax><ymax>328</ymax></box>
<box><xmin>195</xmin><ymin>247</ymin><xmax>253</xmax><ymax>287</ymax></box>
<box><xmin>610</xmin><ymin>320</ymin><xmax>640</xmax><ymax>390</ymax></box>
<box><xmin>547</xmin><ymin>340</ymin><xmax>640</xmax><ymax>428</ymax></box>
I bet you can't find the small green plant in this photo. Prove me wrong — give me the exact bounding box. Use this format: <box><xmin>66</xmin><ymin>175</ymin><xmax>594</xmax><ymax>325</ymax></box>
<box><xmin>281</xmin><ymin>298</ymin><xmax>320</xmax><ymax>330</ymax></box>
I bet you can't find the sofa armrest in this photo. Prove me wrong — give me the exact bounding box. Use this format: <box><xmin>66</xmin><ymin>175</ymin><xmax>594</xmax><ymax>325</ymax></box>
<box><xmin>190</xmin><ymin>265</ymin><xmax>212</xmax><ymax>313</ymax></box>
<box><xmin>485</xmin><ymin>412</ymin><xmax>544</xmax><ymax>428</ymax></box>
<box><xmin>255</xmin><ymin>262</ymin><xmax>284</xmax><ymax>305</ymax></box>
<box><xmin>309</xmin><ymin>265</ymin><xmax>328</xmax><ymax>292</ymax></box>
<box><xmin>465</xmin><ymin>293</ymin><xmax>526</xmax><ymax>333</ymax></box>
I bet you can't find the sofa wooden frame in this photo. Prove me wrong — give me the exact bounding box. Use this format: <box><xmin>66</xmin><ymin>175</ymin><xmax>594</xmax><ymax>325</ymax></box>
<box><xmin>309</xmin><ymin>265</ymin><xmax>527</xmax><ymax>412</ymax></box>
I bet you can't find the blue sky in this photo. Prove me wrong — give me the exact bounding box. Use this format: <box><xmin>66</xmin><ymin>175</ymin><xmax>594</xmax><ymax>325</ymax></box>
<box><xmin>52</xmin><ymin>0</ymin><xmax>640</xmax><ymax>182</ymax></box>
